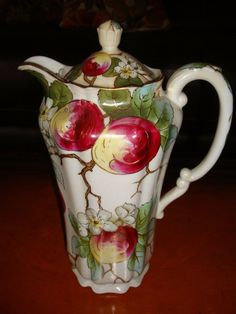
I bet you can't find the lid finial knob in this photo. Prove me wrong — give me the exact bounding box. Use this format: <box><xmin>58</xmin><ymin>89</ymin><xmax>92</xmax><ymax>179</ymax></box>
<box><xmin>97</xmin><ymin>20</ymin><xmax>123</xmax><ymax>54</ymax></box>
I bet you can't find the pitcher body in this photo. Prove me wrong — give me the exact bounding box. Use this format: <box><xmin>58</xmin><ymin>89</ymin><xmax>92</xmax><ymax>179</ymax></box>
<box><xmin>38</xmin><ymin>82</ymin><xmax>181</xmax><ymax>293</ymax></box>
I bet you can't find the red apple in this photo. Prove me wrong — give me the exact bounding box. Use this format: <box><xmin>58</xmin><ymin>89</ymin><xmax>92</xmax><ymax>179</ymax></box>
<box><xmin>51</xmin><ymin>100</ymin><xmax>104</xmax><ymax>151</ymax></box>
<box><xmin>90</xmin><ymin>225</ymin><xmax>138</xmax><ymax>263</ymax></box>
<box><xmin>82</xmin><ymin>52</ymin><xmax>111</xmax><ymax>76</ymax></box>
<box><xmin>92</xmin><ymin>116</ymin><xmax>161</xmax><ymax>174</ymax></box>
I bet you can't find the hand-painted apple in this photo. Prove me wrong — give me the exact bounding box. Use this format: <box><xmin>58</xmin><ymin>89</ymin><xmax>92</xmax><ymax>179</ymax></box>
<box><xmin>82</xmin><ymin>52</ymin><xmax>111</xmax><ymax>76</ymax></box>
<box><xmin>51</xmin><ymin>100</ymin><xmax>104</xmax><ymax>151</ymax></box>
<box><xmin>92</xmin><ymin>116</ymin><xmax>161</xmax><ymax>174</ymax></box>
<box><xmin>90</xmin><ymin>225</ymin><xmax>138</xmax><ymax>264</ymax></box>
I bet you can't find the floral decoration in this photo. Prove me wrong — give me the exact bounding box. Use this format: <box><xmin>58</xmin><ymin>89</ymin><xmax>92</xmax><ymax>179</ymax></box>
<box><xmin>82</xmin><ymin>52</ymin><xmax>111</xmax><ymax>77</ymax></box>
<box><xmin>115</xmin><ymin>203</ymin><xmax>138</xmax><ymax>227</ymax></box>
<box><xmin>69</xmin><ymin>198</ymin><xmax>156</xmax><ymax>279</ymax></box>
<box><xmin>66</xmin><ymin>53</ymin><xmax>153</xmax><ymax>87</ymax></box>
<box><xmin>39</xmin><ymin>98</ymin><xmax>58</xmax><ymax>146</ymax></box>
<box><xmin>114</xmin><ymin>59</ymin><xmax>145</xmax><ymax>79</ymax></box>
<box><xmin>26</xmin><ymin>59</ymin><xmax>232</xmax><ymax>286</ymax></box>
<box><xmin>77</xmin><ymin>208</ymin><xmax>117</xmax><ymax>236</ymax></box>
<box><xmin>50</xmin><ymin>99</ymin><xmax>104</xmax><ymax>151</ymax></box>
<box><xmin>33</xmin><ymin>68</ymin><xmax>178</xmax><ymax>282</ymax></box>
<box><xmin>90</xmin><ymin>225</ymin><xmax>138</xmax><ymax>264</ymax></box>
<box><xmin>92</xmin><ymin>116</ymin><xmax>161</xmax><ymax>174</ymax></box>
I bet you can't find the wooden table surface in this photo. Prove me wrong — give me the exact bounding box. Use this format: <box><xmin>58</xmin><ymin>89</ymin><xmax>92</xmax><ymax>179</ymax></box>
<box><xmin>0</xmin><ymin>162</ymin><xmax>235</xmax><ymax>314</ymax></box>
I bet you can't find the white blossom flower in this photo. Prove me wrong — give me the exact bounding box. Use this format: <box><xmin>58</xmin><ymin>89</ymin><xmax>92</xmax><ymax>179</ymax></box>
<box><xmin>77</xmin><ymin>208</ymin><xmax>117</xmax><ymax>236</ymax></box>
<box><xmin>127</xmin><ymin>57</ymin><xmax>152</xmax><ymax>77</ymax></box>
<box><xmin>115</xmin><ymin>203</ymin><xmax>138</xmax><ymax>226</ymax></box>
<box><xmin>114</xmin><ymin>61</ymin><xmax>138</xmax><ymax>79</ymax></box>
<box><xmin>127</xmin><ymin>58</ymin><xmax>144</xmax><ymax>73</ymax></box>
<box><xmin>39</xmin><ymin>98</ymin><xmax>58</xmax><ymax>149</ymax></box>
<box><xmin>40</xmin><ymin>98</ymin><xmax>57</xmax><ymax>132</ymax></box>
<box><xmin>77</xmin><ymin>212</ymin><xmax>89</xmax><ymax>237</ymax></box>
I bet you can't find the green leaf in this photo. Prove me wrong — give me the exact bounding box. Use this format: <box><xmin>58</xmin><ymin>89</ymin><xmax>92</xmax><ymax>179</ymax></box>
<box><xmin>49</xmin><ymin>80</ymin><xmax>73</xmax><ymax>108</ymax></box>
<box><xmin>52</xmin><ymin>161</ymin><xmax>65</xmax><ymax>189</ymax></box>
<box><xmin>98</xmin><ymin>89</ymin><xmax>132</xmax><ymax>119</ymax></box>
<box><xmin>87</xmin><ymin>251</ymin><xmax>103</xmax><ymax>280</ymax></box>
<box><xmin>114</xmin><ymin>76</ymin><xmax>143</xmax><ymax>87</ymax></box>
<box><xmin>128</xmin><ymin>243</ymin><xmax>145</xmax><ymax>274</ymax></box>
<box><xmin>136</xmin><ymin>200</ymin><xmax>153</xmax><ymax>235</ymax></box>
<box><xmin>71</xmin><ymin>235</ymin><xmax>90</xmax><ymax>258</ymax></box>
<box><xmin>160</xmin><ymin>127</ymin><xmax>169</xmax><ymax>149</ymax></box>
<box><xmin>68</xmin><ymin>211</ymin><xmax>79</xmax><ymax>235</ymax></box>
<box><xmin>128</xmin><ymin>200</ymin><xmax>156</xmax><ymax>274</ymax></box>
<box><xmin>128</xmin><ymin>199</ymin><xmax>157</xmax><ymax>274</ymax></box>
<box><xmin>152</xmin><ymin>96</ymin><xmax>174</xmax><ymax>129</ymax></box>
<box><xmin>150</xmin><ymin>96</ymin><xmax>175</xmax><ymax>150</ymax></box>
<box><xmin>65</xmin><ymin>64</ymin><xmax>82</xmax><ymax>81</ymax></box>
<box><xmin>103</xmin><ymin>57</ymin><xmax>120</xmax><ymax>77</ymax></box>
<box><xmin>26</xmin><ymin>70</ymin><xmax>49</xmax><ymax>96</ymax></box>
<box><xmin>165</xmin><ymin>125</ymin><xmax>178</xmax><ymax>151</ymax></box>
<box><xmin>79</xmin><ymin>237</ymin><xmax>90</xmax><ymax>258</ymax></box>
<box><xmin>131</xmin><ymin>84</ymin><xmax>156</xmax><ymax>118</ymax></box>
<box><xmin>71</xmin><ymin>236</ymin><xmax>80</xmax><ymax>255</ymax></box>
<box><xmin>138</xmin><ymin>233</ymin><xmax>147</xmax><ymax>246</ymax></box>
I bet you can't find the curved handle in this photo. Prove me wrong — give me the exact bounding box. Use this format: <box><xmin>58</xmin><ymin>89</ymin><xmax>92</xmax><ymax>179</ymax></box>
<box><xmin>157</xmin><ymin>63</ymin><xmax>233</xmax><ymax>219</ymax></box>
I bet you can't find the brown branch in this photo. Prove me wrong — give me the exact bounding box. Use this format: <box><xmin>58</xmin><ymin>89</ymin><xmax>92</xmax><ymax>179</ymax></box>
<box><xmin>60</xmin><ymin>153</ymin><xmax>87</xmax><ymax>166</ymax></box>
<box><xmin>138</xmin><ymin>72</ymin><xmax>152</xmax><ymax>81</ymax></box>
<box><xmin>109</xmin><ymin>264</ymin><xmax>130</xmax><ymax>284</ymax></box>
<box><xmin>50</xmin><ymin>150</ymin><xmax>102</xmax><ymax>210</ymax></box>
<box><xmin>79</xmin><ymin>160</ymin><xmax>102</xmax><ymax>210</ymax></box>
<box><xmin>49</xmin><ymin>150</ymin><xmax>87</xmax><ymax>166</ymax></box>
<box><xmin>114</xmin><ymin>275</ymin><xmax>128</xmax><ymax>284</ymax></box>
<box><xmin>103</xmin><ymin>264</ymin><xmax>130</xmax><ymax>283</ymax></box>
<box><xmin>83</xmin><ymin>74</ymin><xmax>97</xmax><ymax>86</ymax></box>
<box><xmin>131</xmin><ymin>163</ymin><xmax>166</xmax><ymax>199</ymax></box>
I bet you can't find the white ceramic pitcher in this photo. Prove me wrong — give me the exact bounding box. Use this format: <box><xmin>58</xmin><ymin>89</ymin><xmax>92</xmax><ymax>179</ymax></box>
<box><xmin>18</xmin><ymin>20</ymin><xmax>233</xmax><ymax>293</ymax></box>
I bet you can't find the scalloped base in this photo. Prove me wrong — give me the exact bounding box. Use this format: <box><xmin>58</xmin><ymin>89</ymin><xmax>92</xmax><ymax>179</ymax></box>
<box><xmin>72</xmin><ymin>264</ymin><xmax>149</xmax><ymax>294</ymax></box>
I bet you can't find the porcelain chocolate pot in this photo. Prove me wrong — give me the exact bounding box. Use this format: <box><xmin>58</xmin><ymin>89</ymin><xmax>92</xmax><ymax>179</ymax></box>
<box><xmin>18</xmin><ymin>20</ymin><xmax>233</xmax><ymax>294</ymax></box>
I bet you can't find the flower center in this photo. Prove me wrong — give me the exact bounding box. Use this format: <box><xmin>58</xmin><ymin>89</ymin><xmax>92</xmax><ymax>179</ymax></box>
<box><xmin>90</xmin><ymin>218</ymin><xmax>102</xmax><ymax>228</ymax></box>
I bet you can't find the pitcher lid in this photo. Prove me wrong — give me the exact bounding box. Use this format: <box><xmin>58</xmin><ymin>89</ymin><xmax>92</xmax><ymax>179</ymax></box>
<box><xmin>64</xmin><ymin>20</ymin><xmax>161</xmax><ymax>88</ymax></box>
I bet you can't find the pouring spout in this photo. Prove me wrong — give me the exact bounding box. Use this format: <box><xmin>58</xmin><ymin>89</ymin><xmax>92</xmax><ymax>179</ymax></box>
<box><xmin>18</xmin><ymin>56</ymin><xmax>72</xmax><ymax>83</ymax></box>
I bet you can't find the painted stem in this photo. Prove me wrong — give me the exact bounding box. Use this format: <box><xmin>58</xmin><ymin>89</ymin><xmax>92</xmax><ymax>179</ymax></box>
<box><xmin>131</xmin><ymin>163</ymin><xmax>165</xmax><ymax>198</ymax></box>
<box><xmin>83</xmin><ymin>74</ymin><xmax>97</xmax><ymax>86</ymax></box>
<box><xmin>50</xmin><ymin>150</ymin><xmax>102</xmax><ymax>209</ymax></box>
<box><xmin>60</xmin><ymin>153</ymin><xmax>87</xmax><ymax>166</ymax></box>
<box><xmin>79</xmin><ymin>160</ymin><xmax>102</xmax><ymax>210</ymax></box>
<box><xmin>109</xmin><ymin>264</ymin><xmax>129</xmax><ymax>284</ymax></box>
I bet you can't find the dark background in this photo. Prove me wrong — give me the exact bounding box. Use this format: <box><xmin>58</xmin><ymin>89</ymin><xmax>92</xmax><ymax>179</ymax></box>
<box><xmin>0</xmin><ymin>0</ymin><xmax>235</xmax><ymax>179</ymax></box>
